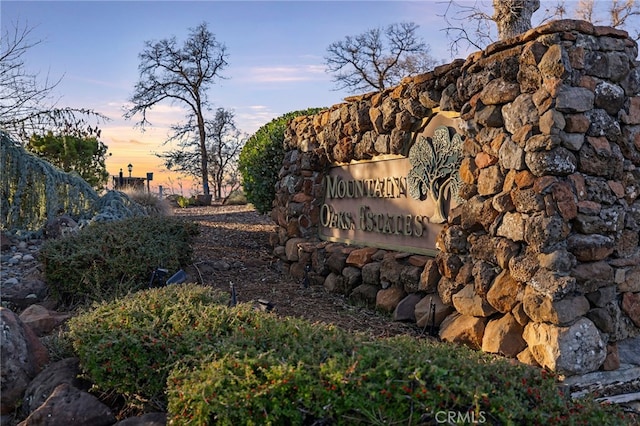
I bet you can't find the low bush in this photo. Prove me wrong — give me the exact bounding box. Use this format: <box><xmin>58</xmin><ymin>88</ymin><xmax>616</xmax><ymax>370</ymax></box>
<box><xmin>68</xmin><ymin>284</ymin><xmax>629</xmax><ymax>425</ymax></box>
<box><xmin>40</xmin><ymin>216</ymin><xmax>198</xmax><ymax>305</ymax></box>
<box><xmin>122</xmin><ymin>189</ymin><xmax>173</xmax><ymax>216</ymax></box>
<box><xmin>224</xmin><ymin>189</ymin><xmax>247</xmax><ymax>205</ymax></box>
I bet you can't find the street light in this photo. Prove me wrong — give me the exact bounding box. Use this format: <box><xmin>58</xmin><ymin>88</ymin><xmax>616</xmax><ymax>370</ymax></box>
<box><xmin>127</xmin><ymin>163</ymin><xmax>133</xmax><ymax>177</ymax></box>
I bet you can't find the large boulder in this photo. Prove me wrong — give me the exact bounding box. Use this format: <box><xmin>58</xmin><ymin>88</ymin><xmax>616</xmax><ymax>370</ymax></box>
<box><xmin>523</xmin><ymin>318</ymin><xmax>607</xmax><ymax>375</ymax></box>
<box><xmin>1</xmin><ymin>307</ymin><xmax>49</xmax><ymax>415</ymax></box>
<box><xmin>21</xmin><ymin>358</ymin><xmax>90</xmax><ymax>417</ymax></box>
<box><xmin>18</xmin><ymin>383</ymin><xmax>115</xmax><ymax>426</ymax></box>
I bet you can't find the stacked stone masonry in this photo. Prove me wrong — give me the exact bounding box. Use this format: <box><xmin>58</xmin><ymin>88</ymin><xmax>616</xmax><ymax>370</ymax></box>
<box><xmin>271</xmin><ymin>20</ymin><xmax>640</xmax><ymax>376</ymax></box>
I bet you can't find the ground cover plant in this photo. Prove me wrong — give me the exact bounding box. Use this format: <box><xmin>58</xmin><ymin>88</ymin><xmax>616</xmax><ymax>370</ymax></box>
<box><xmin>40</xmin><ymin>216</ymin><xmax>198</xmax><ymax>305</ymax></box>
<box><xmin>67</xmin><ymin>284</ymin><xmax>630</xmax><ymax>425</ymax></box>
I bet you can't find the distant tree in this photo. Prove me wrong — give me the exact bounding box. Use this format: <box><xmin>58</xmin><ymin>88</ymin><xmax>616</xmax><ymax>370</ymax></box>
<box><xmin>239</xmin><ymin>108</ymin><xmax>324</xmax><ymax>214</ymax></box>
<box><xmin>542</xmin><ymin>0</ymin><xmax>640</xmax><ymax>39</ymax></box>
<box><xmin>0</xmin><ymin>21</ymin><xmax>104</xmax><ymax>142</ymax></box>
<box><xmin>158</xmin><ymin>108</ymin><xmax>244</xmax><ymax>201</ymax></box>
<box><xmin>206</xmin><ymin>109</ymin><xmax>246</xmax><ymax>201</ymax></box>
<box><xmin>124</xmin><ymin>22</ymin><xmax>228</xmax><ymax>197</ymax></box>
<box><xmin>26</xmin><ymin>131</ymin><xmax>110</xmax><ymax>191</ymax></box>
<box><xmin>324</xmin><ymin>22</ymin><xmax>438</xmax><ymax>93</ymax></box>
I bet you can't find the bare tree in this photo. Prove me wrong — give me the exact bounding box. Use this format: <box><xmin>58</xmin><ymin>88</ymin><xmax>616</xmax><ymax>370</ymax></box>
<box><xmin>206</xmin><ymin>108</ymin><xmax>246</xmax><ymax>201</ymax></box>
<box><xmin>0</xmin><ymin>21</ymin><xmax>104</xmax><ymax>142</ymax></box>
<box><xmin>158</xmin><ymin>108</ymin><xmax>244</xmax><ymax>201</ymax></box>
<box><xmin>124</xmin><ymin>22</ymin><xmax>228</xmax><ymax>196</ymax></box>
<box><xmin>324</xmin><ymin>22</ymin><xmax>438</xmax><ymax>93</ymax></box>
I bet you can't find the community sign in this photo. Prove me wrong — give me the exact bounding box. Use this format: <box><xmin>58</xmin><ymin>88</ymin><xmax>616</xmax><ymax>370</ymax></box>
<box><xmin>318</xmin><ymin>114</ymin><xmax>463</xmax><ymax>256</ymax></box>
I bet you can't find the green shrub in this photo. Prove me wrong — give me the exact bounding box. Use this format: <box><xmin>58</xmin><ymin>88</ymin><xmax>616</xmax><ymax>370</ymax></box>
<box><xmin>68</xmin><ymin>284</ymin><xmax>630</xmax><ymax>425</ymax></box>
<box><xmin>223</xmin><ymin>189</ymin><xmax>247</xmax><ymax>205</ymax></box>
<box><xmin>238</xmin><ymin>108</ymin><xmax>324</xmax><ymax>214</ymax></box>
<box><xmin>176</xmin><ymin>195</ymin><xmax>190</xmax><ymax>208</ymax></box>
<box><xmin>40</xmin><ymin>216</ymin><xmax>198</xmax><ymax>305</ymax></box>
<box><xmin>68</xmin><ymin>284</ymin><xmax>353</xmax><ymax>407</ymax></box>
<box><xmin>168</xmin><ymin>335</ymin><xmax>628</xmax><ymax>425</ymax></box>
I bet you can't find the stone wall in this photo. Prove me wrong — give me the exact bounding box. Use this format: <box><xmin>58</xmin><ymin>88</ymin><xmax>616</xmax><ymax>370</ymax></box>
<box><xmin>271</xmin><ymin>20</ymin><xmax>640</xmax><ymax>376</ymax></box>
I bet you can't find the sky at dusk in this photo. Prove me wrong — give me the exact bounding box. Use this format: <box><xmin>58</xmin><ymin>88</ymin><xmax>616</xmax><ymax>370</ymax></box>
<box><xmin>3</xmin><ymin>1</ymin><xmax>637</xmax><ymax>194</ymax></box>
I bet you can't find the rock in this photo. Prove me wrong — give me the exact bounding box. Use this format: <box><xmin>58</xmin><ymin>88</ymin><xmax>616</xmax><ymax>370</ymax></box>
<box><xmin>555</xmin><ymin>86</ymin><xmax>595</xmax><ymax>113</ymax></box>
<box><xmin>393</xmin><ymin>293</ymin><xmax>422</xmax><ymax>322</ymax></box>
<box><xmin>496</xmin><ymin>212</ymin><xmax>525</xmax><ymax>242</ymax></box>
<box><xmin>0</xmin><ymin>232</ymin><xmax>12</xmax><ymax>250</ymax></box>
<box><xmin>452</xmin><ymin>284</ymin><xmax>498</xmax><ymax>317</ymax></box>
<box><xmin>18</xmin><ymin>383</ymin><xmax>116</xmax><ymax>426</ymax></box>
<box><xmin>342</xmin><ymin>266</ymin><xmax>362</xmax><ymax>294</ymax></box>
<box><xmin>619</xmin><ymin>265</ymin><xmax>640</xmax><ymax>292</ymax></box>
<box><xmin>114</xmin><ymin>413</ymin><xmax>167</xmax><ymax>426</ymax></box>
<box><xmin>477</xmin><ymin>165</ymin><xmax>504</xmax><ymax>196</ymax></box>
<box><xmin>503</xmin><ymin>94</ymin><xmax>539</xmax><ymax>135</ymax></box>
<box><xmin>400</xmin><ymin>265</ymin><xmax>422</xmax><ymax>293</ymax></box>
<box><xmin>525</xmin><ymin>147</ymin><xmax>577</xmax><ymax>176</ymax></box>
<box><xmin>621</xmin><ymin>292</ymin><xmax>640</xmax><ymax>328</ymax></box>
<box><xmin>284</xmin><ymin>238</ymin><xmax>306</xmax><ymax>262</ymax></box>
<box><xmin>522</xmin><ymin>287</ymin><xmax>590</xmax><ymax>326</ymax></box>
<box><xmin>537</xmin><ymin>249</ymin><xmax>575</xmax><ymax>274</ymax></box>
<box><xmin>516</xmin><ymin>348</ymin><xmax>541</xmax><ymax>367</ymax></box>
<box><xmin>528</xmin><ymin>268</ymin><xmax>576</xmax><ymax>300</ymax></box>
<box><xmin>586</xmin><ymin>307</ymin><xmax>615</xmax><ymax>334</ymax></box>
<box><xmin>1</xmin><ymin>268</ymin><xmax>48</xmax><ymax>309</ymax></box>
<box><xmin>379</xmin><ymin>254</ymin><xmax>404</xmax><ymax>288</ymax></box>
<box><xmin>572</xmin><ymin>261</ymin><xmax>614</xmax><ymax>293</ymax></box>
<box><xmin>326</xmin><ymin>251</ymin><xmax>348</xmax><ymax>274</ymax></box>
<box><xmin>361</xmin><ymin>262</ymin><xmax>381</xmax><ymax>286</ymax></box>
<box><xmin>479</xmin><ymin>78</ymin><xmax>520</xmax><ymax>105</ymax></box>
<box><xmin>415</xmin><ymin>294</ymin><xmax>454</xmax><ymax>330</ymax></box>
<box><xmin>349</xmin><ymin>284</ymin><xmax>379</xmax><ymax>307</ymax></box>
<box><xmin>437</xmin><ymin>276</ymin><xmax>465</xmax><ymax>305</ymax></box>
<box><xmin>346</xmin><ymin>247</ymin><xmax>378</xmax><ymax>268</ymax></box>
<box><xmin>419</xmin><ymin>259</ymin><xmax>441</xmax><ymax>293</ymax></box>
<box><xmin>472</xmin><ymin>260</ymin><xmax>498</xmax><ymax>297</ymax></box>
<box><xmin>511</xmin><ymin>302</ymin><xmax>530</xmax><ymax>327</ymax></box>
<box><xmin>509</xmin><ymin>250</ymin><xmax>540</xmax><ymax>282</ymax></box>
<box><xmin>44</xmin><ymin>214</ymin><xmax>79</xmax><ymax>239</ymax></box>
<box><xmin>323</xmin><ymin>273</ymin><xmax>345</xmax><ymax>294</ymax></box>
<box><xmin>439</xmin><ymin>312</ymin><xmax>487</xmax><ymax>350</ymax></box>
<box><xmin>376</xmin><ymin>287</ymin><xmax>407</xmax><ymax>313</ymax></box>
<box><xmin>1</xmin><ymin>307</ymin><xmax>49</xmax><ymax>415</ymax></box>
<box><xmin>567</xmin><ymin>234</ymin><xmax>615</xmax><ymax>262</ymax></box>
<box><xmin>481</xmin><ymin>313</ymin><xmax>526</xmax><ymax>357</ymax></box>
<box><xmin>585</xmin><ymin>286</ymin><xmax>617</xmax><ymax>308</ymax></box>
<box><xmin>19</xmin><ymin>305</ymin><xmax>71</xmax><ymax>337</ymax></box>
<box><xmin>523</xmin><ymin>318</ymin><xmax>607</xmax><ymax>375</ymax></box>
<box><xmin>21</xmin><ymin>358</ymin><xmax>90</xmax><ymax>417</ymax></box>
<box><xmin>601</xmin><ymin>343</ymin><xmax>620</xmax><ymax>371</ymax></box>
<box><xmin>486</xmin><ymin>270</ymin><xmax>525</xmax><ymax>313</ymax></box>
<box><xmin>594</xmin><ymin>81</ymin><xmax>625</xmax><ymax>116</ymax></box>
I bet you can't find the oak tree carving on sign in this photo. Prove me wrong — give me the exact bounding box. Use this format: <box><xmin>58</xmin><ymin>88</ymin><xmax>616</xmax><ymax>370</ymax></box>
<box><xmin>407</xmin><ymin>125</ymin><xmax>463</xmax><ymax>224</ymax></box>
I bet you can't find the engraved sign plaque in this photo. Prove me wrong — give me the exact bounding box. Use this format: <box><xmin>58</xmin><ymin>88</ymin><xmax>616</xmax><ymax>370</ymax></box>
<box><xmin>319</xmin><ymin>114</ymin><xmax>462</xmax><ymax>255</ymax></box>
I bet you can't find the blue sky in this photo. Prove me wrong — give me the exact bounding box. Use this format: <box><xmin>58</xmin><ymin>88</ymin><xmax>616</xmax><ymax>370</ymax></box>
<box><xmin>3</xmin><ymin>1</ymin><xmax>638</xmax><ymax>193</ymax></box>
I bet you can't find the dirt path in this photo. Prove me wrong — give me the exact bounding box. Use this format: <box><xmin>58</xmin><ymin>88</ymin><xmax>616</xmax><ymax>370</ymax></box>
<box><xmin>173</xmin><ymin>204</ymin><xmax>422</xmax><ymax>339</ymax></box>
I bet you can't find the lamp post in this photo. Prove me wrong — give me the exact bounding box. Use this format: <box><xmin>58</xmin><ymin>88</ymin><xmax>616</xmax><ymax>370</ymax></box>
<box><xmin>127</xmin><ymin>163</ymin><xmax>133</xmax><ymax>178</ymax></box>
